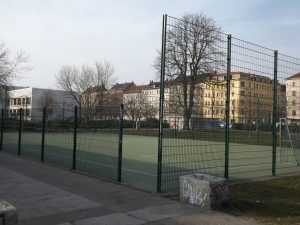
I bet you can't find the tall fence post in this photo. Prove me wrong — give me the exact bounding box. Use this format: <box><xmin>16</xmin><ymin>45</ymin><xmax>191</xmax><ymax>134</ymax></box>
<box><xmin>0</xmin><ymin>109</ymin><xmax>4</xmax><ymax>151</ymax></box>
<box><xmin>72</xmin><ymin>106</ymin><xmax>78</xmax><ymax>170</ymax></box>
<box><xmin>41</xmin><ymin>107</ymin><xmax>46</xmax><ymax>162</ymax></box>
<box><xmin>18</xmin><ymin>108</ymin><xmax>23</xmax><ymax>156</ymax></box>
<box><xmin>272</xmin><ymin>50</ymin><xmax>278</xmax><ymax>176</ymax></box>
<box><xmin>225</xmin><ymin>34</ymin><xmax>232</xmax><ymax>179</ymax></box>
<box><xmin>157</xmin><ymin>14</ymin><xmax>167</xmax><ymax>193</ymax></box>
<box><xmin>118</xmin><ymin>104</ymin><xmax>124</xmax><ymax>182</ymax></box>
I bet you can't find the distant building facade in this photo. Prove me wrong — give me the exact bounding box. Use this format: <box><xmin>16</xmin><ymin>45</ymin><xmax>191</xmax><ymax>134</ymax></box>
<box><xmin>108</xmin><ymin>82</ymin><xmax>136</xmax><ymax>105</ymax></box>
<box><xmin>0</xmin><ymin>86</ymin><xmax>26</xmax><ymax>112</ymax></box>
<box><xmin>161</xmin><ymin>72</ymin><xmax>285</xmax><ymax>129</ymax></box>
<box><xmin>286</xmin><ymin>73</ymin><xmax>300</xmax><ymax>123</ymax></box>
<box><xmin>202</xmin><ymin>72</ymin><xmax>285</xmax><ymax>125</ymax></box>
<box><xmin>8</xmin><ymin>87</ymin><xmax>77</xmax><ymax>122</ymax></box>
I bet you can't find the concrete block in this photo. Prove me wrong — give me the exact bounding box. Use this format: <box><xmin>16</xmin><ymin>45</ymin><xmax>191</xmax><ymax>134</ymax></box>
<box><xmin>0</xmin><ymin>200</ymin><xmax>18</xmax><ymax>225</ymax></box>
<box><xmin>180</xmin><ymin>173</ymin><xmax>228</xmax><ymax>208</ymax></box>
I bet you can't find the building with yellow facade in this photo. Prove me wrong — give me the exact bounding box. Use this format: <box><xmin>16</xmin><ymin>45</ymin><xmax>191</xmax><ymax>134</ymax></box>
<box><xmin>201</xmin><ymin>72</ymin><xmax>284</xmax><ymax>125</ymax></box>
<box><xmin>164</xmin><ymin>72</ymin><xmax>284</xmax><ymax>129</ymax></box>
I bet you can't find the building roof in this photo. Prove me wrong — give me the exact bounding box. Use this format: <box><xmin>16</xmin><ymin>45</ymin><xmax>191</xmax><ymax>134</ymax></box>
<box><xmin>110</xmin><ymin>82</ymin><xmax>135</xmax><ymax>91</ymax></box>
<box><xmin>124</xmin><ymin>85</ymin><xmax>145</xmax><ymax>94</ymax></box>
<box><xmin>0</xmin><ymin>85</ymin><xmax>28</xmax><ymax>91</ymax></box>
<box><xmin>286</xmin><ymin>73</ymin><xmax>300</xmax><ymax>80</ymax></box>
<box><xmin>215</xmin><ymin>72</ymin><xmax>273</xmax><ymax>83</ymax></box>
<box><xmin>83</xmin><ymin>85</ymin><xmax>107</xmax><ymax>94</ymax></box>
<box><xmin>143</xmin><ymin>81</ymin><xmax>160</xmax><ymax>90</ymax></box>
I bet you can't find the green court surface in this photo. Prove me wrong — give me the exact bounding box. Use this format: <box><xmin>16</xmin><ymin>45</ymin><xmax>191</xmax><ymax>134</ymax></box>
<box><xmin>2</xmin><ymin>131</ymin><xmax>300</xmax><ymax>192</ymax></box>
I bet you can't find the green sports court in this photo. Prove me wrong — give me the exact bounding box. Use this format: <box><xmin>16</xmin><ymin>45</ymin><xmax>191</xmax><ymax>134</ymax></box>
<box><xmin>2</xmin><ymin>129</ymin><xmax>300</xmax><ymax>192</ymax></box>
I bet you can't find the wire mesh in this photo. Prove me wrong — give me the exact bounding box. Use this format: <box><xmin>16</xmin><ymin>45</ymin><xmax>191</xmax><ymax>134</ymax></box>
<box><xmin>121</xmin><ymin>85</ymin><xmax>161</xmax><ymax>191</ymax></box>
<box><xmin>160</xmin><ymin>15</ymin><xmax>228</xmax><ymax>192</ymax></box>
<box><xmin>277</xmin><ymin>53</ymin><xmax>300</xmax><ymax>175</ymax></box>
<box><xmin>1</xmin><ymin>14</ymin><xmax>300</xmax><ymax>194</ymax></box>
<box><xmin>2</xmin><ymin>109</ymin><xmax>19</xmax><ymax>155</ymax></box>
<box><xmin>228</xmin><ymin>37</ymin><xmax>275</xmax><ymax>181</ymax></box>
<box><xmin>20</xmin><ymin>108</ymin><xmax>44</xmax><ymax>160</ymax></box>
<box><xmin>43</xmin><ymin>107</ymin><xmax>74</xmax><ymax>168</ymax></box>
<box><xmin>160</xmin><ymin>15</ymin><xmax>300</xmax><ymax>192</ymax></box>
<box><xmin>76</xmin><ymin>105</ymin><xmax>120</xmax><ymax>180</ymax></box>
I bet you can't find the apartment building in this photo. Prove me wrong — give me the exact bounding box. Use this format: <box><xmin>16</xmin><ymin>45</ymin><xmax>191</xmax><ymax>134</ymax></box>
<box><xmin>143</xmin><ymin>81</ymin><xmax>171</xmax><ymax>119</ymax></box>
<box><xmin>108</xmin><ymin>82</ymin><xmax>136</xmax><ymax>105</ymax></box>
<box><xmin>286</xmin><ymin>73</ymin><xmax>300</xmax><ymax>123</ymax></box>
<box><xmin>163</xmin><ymin>72</ymin><xmax>284</xmax><ymax>129</ymax></box>
<box><xmin>202</xmin><ymin>72</ymin><xmax>284</xmax><ymax>125</ymax></box>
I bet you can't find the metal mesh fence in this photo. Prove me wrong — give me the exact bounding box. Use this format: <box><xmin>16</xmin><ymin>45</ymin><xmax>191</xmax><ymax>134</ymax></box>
<box><xmin>76</xmin><ymin>105</ymin><xmax>120</xmax><ymax>180</ymax></box>
<box><xmin>2</xmin><ymin>109</ymin><xmax>19</xmax><ymax>155</ymax></box>
<box><xmin>1</xmin><ymin>14</ymin><xmax>300</xmax><ymax>194</ymax></box>
<box><xmin>228</xmin><ymin>38</ymin><xmax>275</xmax><ymax>180</ymax></box>
<box><xmin>44</xmin><ymin>107</ymin><xmax>74</xmax><ymax>168</ymax></box>
<box><xmin>159</xmin><ymin>15</ymin><xmax>228</xmax><ymax>191</ymax></box>
<box><xmin>277</xmin><ymin>54</ymin><xmax>300</xmax><ymax>175</ymax></box>
<box><xmin>122</xmin><ymin>103</ymin><xmax>159</xmax><ymax>192</ymax></box>
<box><xmin>158</xmin><ymin>14</ymin><xmax>300</xmax><ymax>192</ymax></box>
<box><xmin>21</xmin><ymin>109</ymin><xmax>43</xmax><ymax>160</ymax></box>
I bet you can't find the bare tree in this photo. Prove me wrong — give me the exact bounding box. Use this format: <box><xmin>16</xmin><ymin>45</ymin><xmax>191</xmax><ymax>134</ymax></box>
<box><xmin>0</xmin><ymin>42</ymin><xmax>30</xmax><ymax>110</ymax></box>
<box><xmin>155</xmin><ymin>13</ymin><xmax>224</xmax><ymax>129</ymax></box>
<box><xmin>95</xmin><ymin>60</ymin><xmax>116</xmax><ymax>87</ymax></box>
<box><xmin>124</xmin><ymin>93</ymin><xmax>147</xmax><ymax>129</ymax></box>
<box><xmin>56</xmin><ymin>60</ymin><xmax>116</xmax><ymax>124</ymax></box>
<box><xmin>38</xmin><ymin>89</ymin><xmax>57</xmax><ymax>120</ymax></box>
<box><xmin>38</xmin><ymin>90</ymin><xmax>56</xmax><ymax>108</ymax></box>
<box><xmin>0</xmin><ymin>42</ymin><xmax>30</xmax><ymax>87</ymax></box>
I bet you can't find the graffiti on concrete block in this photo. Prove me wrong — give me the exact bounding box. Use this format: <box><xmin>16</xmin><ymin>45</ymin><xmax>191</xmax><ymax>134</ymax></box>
<box><xmin>182</xmin><ymin>180</ymin><xmax>208</xmax><ymax>206</ymax></box>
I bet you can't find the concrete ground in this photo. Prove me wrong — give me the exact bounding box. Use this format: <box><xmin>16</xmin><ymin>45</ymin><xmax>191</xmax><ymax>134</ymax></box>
<box><xmin>0</xmin><ymin>152</ymin><xmax>261</xmax><ymax>225</ymax></box>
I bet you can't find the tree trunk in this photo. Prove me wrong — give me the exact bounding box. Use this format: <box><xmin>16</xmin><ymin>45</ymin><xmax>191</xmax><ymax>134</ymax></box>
<box><xmin>183</xmin><ymin>110</ymin><xmax>190</xmax><ymax>130</ymax></box>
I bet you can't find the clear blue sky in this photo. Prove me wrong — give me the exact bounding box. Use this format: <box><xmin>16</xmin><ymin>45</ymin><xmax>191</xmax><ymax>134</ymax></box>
<box><xmin>1</xmin><ymin>0</ymin><xmax>299</xmax><ymax>88</ymax></box>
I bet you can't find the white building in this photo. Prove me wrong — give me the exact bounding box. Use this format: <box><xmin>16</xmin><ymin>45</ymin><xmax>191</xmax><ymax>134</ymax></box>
<box><xmin>286</xmin><ymin>73</ymin><xmax>300</xmax><ymax>124</ymax></box>
<box><xmin>8</xmin><ymin>87</ymin><xmax>77</xmax><ymax>122</ymax></box>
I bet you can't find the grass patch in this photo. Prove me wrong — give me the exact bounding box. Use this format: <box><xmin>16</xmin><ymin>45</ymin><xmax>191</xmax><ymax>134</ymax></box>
<box><xmin>217</xmin><ymin>175</ymin><xmax>300</xmax><ymax>225</ymax></box>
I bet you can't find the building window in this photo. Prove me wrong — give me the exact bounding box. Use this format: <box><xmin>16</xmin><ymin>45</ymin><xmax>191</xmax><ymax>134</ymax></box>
<box><xmin>292</xmin><ymin>91</ymin><xmax>296</xmax><ymax>97</ymax></box>
<box><xmin>292</xmin><ymin>100</ymin><xmax>296</xmax><ymax>106</ymax></box>
<box><xmin>240</xmin><ymin>91</ymin><xmax>245</xmax><ymax>96</ymax></box>
<box><xmin>292</xmin><ymin>110</ymin><xmax>296</xmax><ymax>116</ymax></box>
<box><xmin>241</xmin><ymin>81</ymin><xmax>245</xmax><ymax>87</ymax></box>
<box><xmin>293</xmin><ymin>82</ymin><xmax>296</xmax><ymax>87</ymax></box>
<box><xmin>25</xmin><ymin>109</ymin><xmax>30</xmax><ymax>117</ymax></box>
